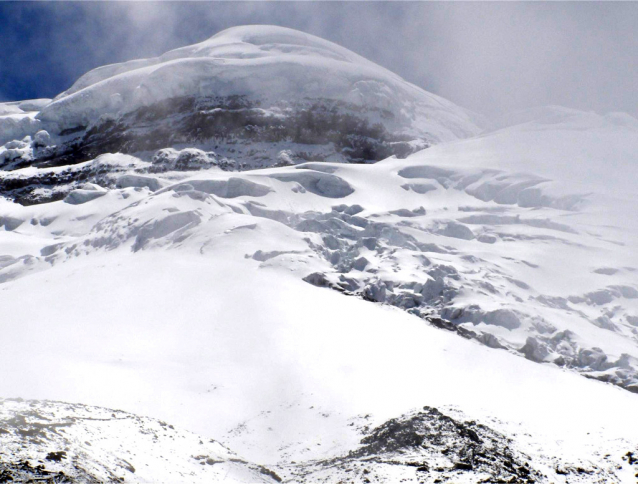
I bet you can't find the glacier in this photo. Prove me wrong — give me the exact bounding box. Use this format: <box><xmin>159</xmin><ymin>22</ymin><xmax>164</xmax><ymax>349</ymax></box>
<box><xmin>1</xmin><ymin>25</ymin><xmax>638</xmax><ymax>483</ymax></box>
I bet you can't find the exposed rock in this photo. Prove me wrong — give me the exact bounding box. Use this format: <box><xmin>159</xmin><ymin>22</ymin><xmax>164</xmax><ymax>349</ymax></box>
<box><xmin>288</xmin><ymin>406</ymin><xmax>543</xmax><ymax>483</ymax></box>
<box><xmin>520</xmin><ymin>337</ymin><xmax>550</xmax><ymax>362</ymax></box>
<box><xmin>363</xmin><ymin>282</ymin><xmax>387</xmax><ymax>303</ymax></box>
<box><xmin>576</xmin><ymin>347</ymin><xmax>610</xmax><ymax>371</ymax></box>
<box><xmin>303</xmin><ymin>272</ymin><xmax>331</xmax><ymax>288</ymax></box>
<box><xmin>436</xmin><ymin>221</ymin><xmax>475</xmax><ymax>240</ymax></box>
<box><xmin>353</xmin><ymin>257</ymin><xmax>370</xmax><ymax>271</ymax></box>
<box><xmin>477</xmin><ymin>233</ymin><xmax>498</xmax><ymax>244</ymax></box>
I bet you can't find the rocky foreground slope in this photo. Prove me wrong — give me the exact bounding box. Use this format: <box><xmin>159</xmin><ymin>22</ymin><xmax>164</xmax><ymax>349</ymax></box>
<box><xmin>0</xmin><ymin>398</ymin><xmax>280</xmax><ymax>483</ymax></box>
<box><xmin>3</xmin><ymin>399</ymin><xmax>637</xmax><ymax>483</ymax></box>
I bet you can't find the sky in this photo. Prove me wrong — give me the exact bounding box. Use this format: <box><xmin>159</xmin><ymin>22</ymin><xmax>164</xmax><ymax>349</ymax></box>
<box><xmin>0</xmin><ymin>2</ymin><xmax>637</xmax><ymax>119</ymax></box>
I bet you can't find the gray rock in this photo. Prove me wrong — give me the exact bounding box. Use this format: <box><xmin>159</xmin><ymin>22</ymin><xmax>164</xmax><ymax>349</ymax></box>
<box><xmin>611</xmin><ymin>285</ymin><xmax>638</xmax><ymax>299</ymax></box>
<box><xmin>478</xmin><ymin>332</ymin><xmax>506</xmax><ymax>349</ymax></box>
<box><xmin>593</xmin><ymin>315</ymin><xmax>618</xmax><ymax>331</ymax></box>
<box><xmin>363</xmin><ymin>282</ymin><xmax>387</xmax><ymax>303</ymax></box>
<box><xmin>576</xmin><ymin>347</ymin><xmax>609</xmax><ymax>371</ymax></box>
<box><xmin>302</xmin><ymin>272</ymin><xmax>331</xmax><ymax>288</ymax></box>
<box><xmin>390</xmin><ymin>207</ymin><xmax>425</xmax><ymax>217</ymax></box>
<box><xmin>438</xmin><ymin>221</ymin><xmax>475</xmax><ymax>240</ymax></box>
<box><xmin>337</xmin><ymin>275</ymin><xmax>360</xmax><ymax>292</ymax></box>
<box><xmin>323</xmin><ymin>234</ymin><xmax>340</xmax><ymax>250</ymax></box>
<box><xmin>585</xmin><ymin>290</ymin><xmax>615</xmax><ymax>305</ymax></box>
<box><xmin>594</xmin><ymin>267</ymin><xmax>619</xmax><ymax>275</ymax></box>
<box><xmin>353</xmin><ymin>257</ymin><xmax>369</xmax><ymax>271</ymax></box>
<box><xmin>520</xmin><ymin>337</ymin><xmax>550</xmax><ymax>362</ymax></box>
<box><xmin>477</xmin><ymin>234</ymin><xmax>498</xmax><ymax>244</ymax></box>
<box><xmin>344</xmin><ymin>204</ymin><xmax>364</xmax><ymax>215</ymax></box>
<box><xmin>362</xmin><ymin>237</ymin><xmax>377</xmax><ymax>250</ymax></box>
<box><xmin>421</xmin><ymin>277</ymin><xmax>445</xmax><ymax>301</ymax></box>
<box><xmin>483</xmin><ymin>309</ymin><xmax>522</xmax><ymax>330</ymax></box>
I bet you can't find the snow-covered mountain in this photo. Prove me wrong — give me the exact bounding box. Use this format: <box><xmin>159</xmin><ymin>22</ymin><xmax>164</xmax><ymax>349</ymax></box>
<box><xmin>1</xmin><ymin>25</ymin><xmax>638</xmax><ymax>483</ymax></box>
<box><xmin>0</xmin><ymin>25</ymin><xmax>484</xmax><ymax>205</ymax></box>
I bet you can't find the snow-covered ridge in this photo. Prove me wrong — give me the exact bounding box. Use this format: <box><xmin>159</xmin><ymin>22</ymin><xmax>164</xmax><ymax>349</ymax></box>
<box><xmin>57</xmin><ymin>25</ymin><xmax>387</xmax><ymax>97</ymax></box>
<box><xmin>0</xmin><ymin>398</ymin><xmax>280</xmax><ymax>483</ymax></box>
<box><xmin>0</xmin><ymin>26</ymin><xmax>486</xmax><ymax>186</ymax></box>
<box><xmin>0</xmin><ymin>99</ymin><xmax>51</xmax><ymax>146</ymax></box>
<box><xmin>41</xmin><ymin>25</ymin><xmax>481</xmax><ymax>141</ymax></box>
<box><xmin>494</xmin><ymin>105</ymin><xmax>638</xmax><ymax>131</ymax></box>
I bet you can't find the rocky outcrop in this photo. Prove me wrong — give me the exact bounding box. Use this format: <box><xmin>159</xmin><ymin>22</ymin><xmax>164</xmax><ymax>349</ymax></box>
<box><xmin>0</xmin><ymin>398</ymin><xmax>280</xmax><ymax>483</ymax></box>
<box><xmin>283</xmin><ymin>406</ymin><xmax>634</xmax><ymax>483</ymax></box>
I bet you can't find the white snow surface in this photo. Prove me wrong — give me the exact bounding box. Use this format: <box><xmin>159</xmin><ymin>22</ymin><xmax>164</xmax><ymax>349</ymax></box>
<box><xmin>33</xmin><ymin>25</ymin><xmax>483</xmax><ymax>142</ymax></box>
<box><xmin>1</xmin><ymin>103</ymin><xmax>638</xmax><ymax>481</ymax></box>
<box><xmin>0</xmin><ymin>398</ymin><xmax>278</xmax><ymax>483</ymax></box>
<box><xmin>0</xmin><ymin>99</ymin><xmax>51</xmax><ymax>145</ymax></box>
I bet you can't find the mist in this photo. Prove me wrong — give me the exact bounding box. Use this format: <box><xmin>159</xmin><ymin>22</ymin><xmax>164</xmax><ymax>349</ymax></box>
<box><xmin>0</xmin><ymin>2</ymin><xmax>636</xmax><ymax>118</ymax></box>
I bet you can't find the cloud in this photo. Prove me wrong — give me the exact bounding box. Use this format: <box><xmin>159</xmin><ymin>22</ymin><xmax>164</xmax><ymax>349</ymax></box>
<box><xmin>0</xmin><ymin>2</ymin><xmax>636</xmax><ymax>118</ymax></box>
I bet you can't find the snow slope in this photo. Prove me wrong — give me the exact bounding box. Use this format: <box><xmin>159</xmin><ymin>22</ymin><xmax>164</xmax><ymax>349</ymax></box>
<box><xmin>0</xmin><ymin>398</ymin><xmax>280</xmax><ymax>483</ymax></box>
<box><xmin>1</xmin><ymin>103</ymin><xmax>637</xmax><ymax>481</ymax></box>
<box><xmin>1</xmin><ymin>232</ymin><xmax>638</xmax><ymax>478</ymax></box>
